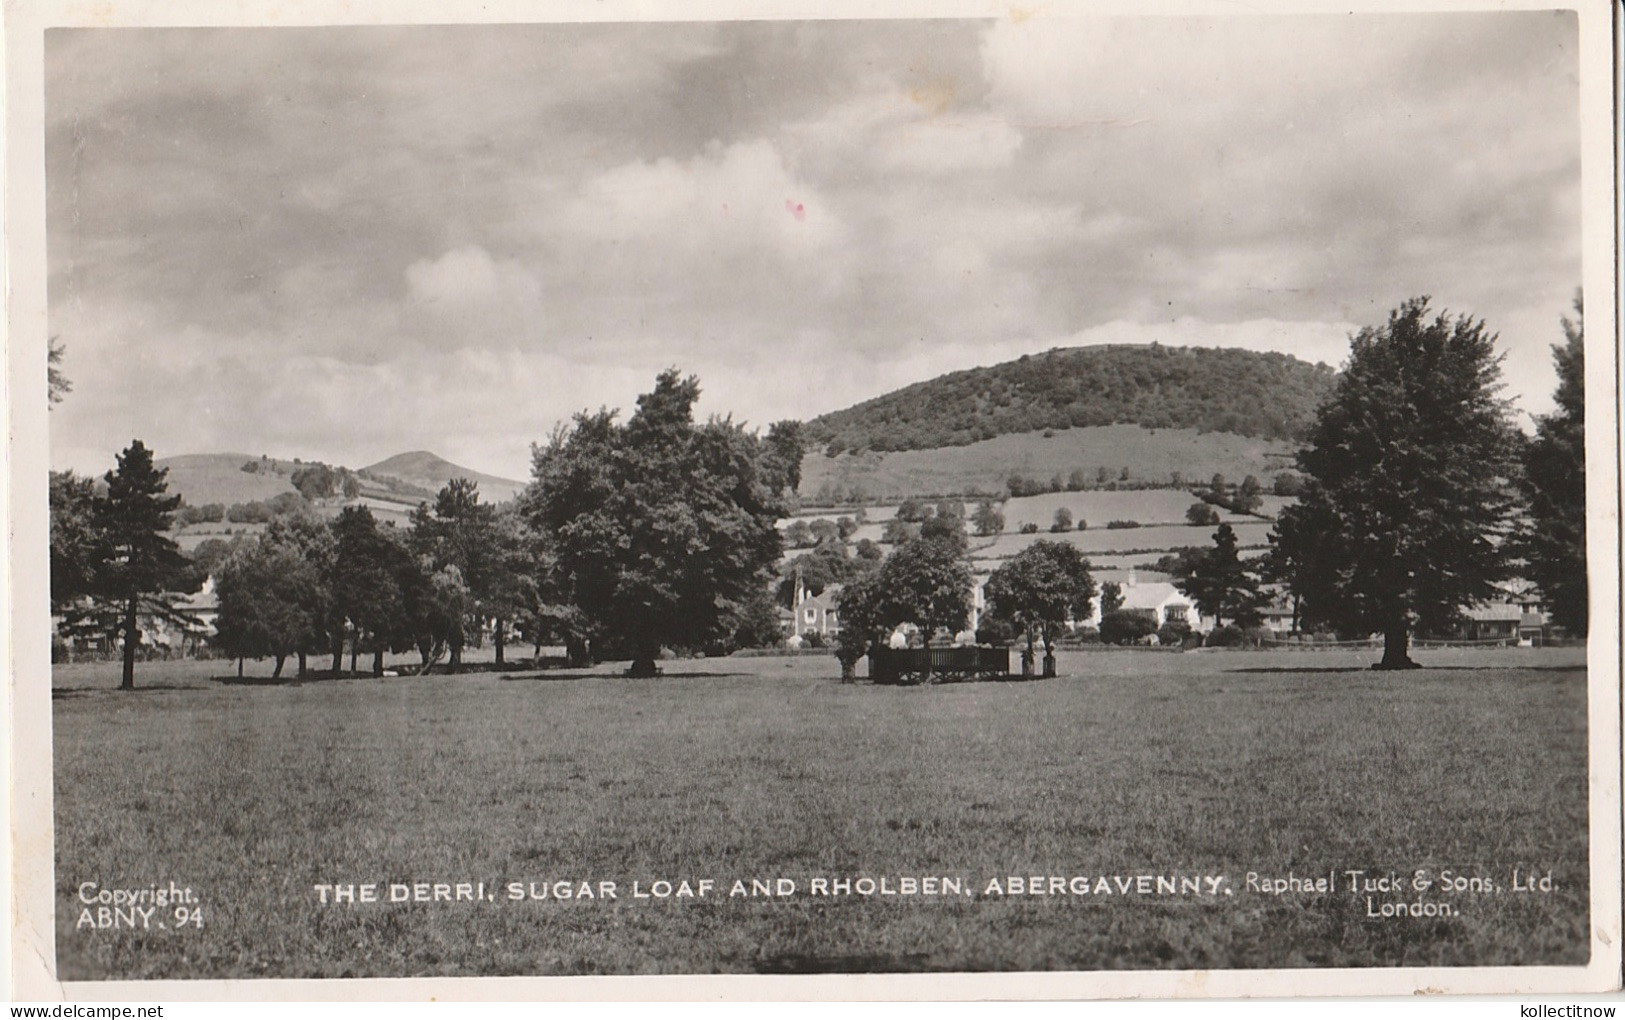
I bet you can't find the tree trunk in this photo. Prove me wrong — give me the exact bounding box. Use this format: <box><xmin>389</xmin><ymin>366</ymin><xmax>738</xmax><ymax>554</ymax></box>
<box><xmin>272</xmin><ymin>654</ymin><xmax>286</xmax><ymax>679</ymax></box>
<box><xmin>237</xmin><ymin>656</ymin><xmax>244</xmax><ymax>678</ymax></box>
<box><xmin>1022</xmin><ymin>627</ymin><xmax>1036</xmax><ymax>677</ymax></box>
<box><xmin>494</xmin><ymin>619</ymin><xmax>506</xmax><ymax>666</ymax></box>
<box><xmin>332</xmin><ymin>632</ymin><xmax>344</xmax><ymax>675</ymax></box>
<box><xmin>566</xmin><ymin>636</ymin><xmax>589</xmax><ymax>668</ymax></box>
<box><xmin>1376</xmin><ymin>625</ymin><xmax>1420</xmax><ymax>670</ymax></box>
<box><xmin>449</xmin><ymin>641</ymin><xmax>462</xmax><ymax>673</ymax></box>
<box><xmin>350</xmin><ymin>639</ymin><xmax>358</xmax><ymax>676</ymax></box>
<box><xmin>1042</xmin><ymin>632</ymin><xmax>1057</xmax><ymax>678</ymax></box>
<box><xmin>297</xmin><ymin>651</ymin><xmax>308</xmax><ymax>678</ymax></box>
<box><xmin>120</xmin><ymin>598</ymin><xmax>138</xmax><ymax>689</ymax></box>
<box><xmin>373</xmin><ymin>649</ymin><xmax>385</xmax><ymax>677</ymax></box>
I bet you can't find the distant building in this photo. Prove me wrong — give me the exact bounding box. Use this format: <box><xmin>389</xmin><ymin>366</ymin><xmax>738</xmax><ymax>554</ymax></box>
<box><xmin>787</xmin><ymin>575</ymin><xmax>842</xmax><ymax>640</ymax></box>
<box><xmin>1091</xmin><ymin>571</ymin><xmax>1204</xmax><ymax>632</ymax></box>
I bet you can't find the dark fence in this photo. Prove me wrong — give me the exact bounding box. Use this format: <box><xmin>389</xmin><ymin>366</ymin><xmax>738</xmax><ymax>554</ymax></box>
<box><xmin>868</xmin><ymin>645</ymin><xmax>1011</xmax><ymax>685</ymax></box>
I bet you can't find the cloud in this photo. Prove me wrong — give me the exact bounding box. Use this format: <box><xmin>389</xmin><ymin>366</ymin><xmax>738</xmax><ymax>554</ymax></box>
<box><xmin>43</xmin><ymin>16</ymin><xmax>1583</xmax><ymax>477</ymax></box>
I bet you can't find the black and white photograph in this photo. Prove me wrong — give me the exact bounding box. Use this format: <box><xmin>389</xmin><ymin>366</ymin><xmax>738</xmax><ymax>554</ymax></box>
<box><xmin>6</xmin><ymin>0</ymin><xmax>1621</xmax><ymax>1000</ymax></box>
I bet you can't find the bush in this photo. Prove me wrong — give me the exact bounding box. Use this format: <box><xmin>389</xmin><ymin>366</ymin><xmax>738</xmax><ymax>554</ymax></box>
<box><xmin>1019</xmin><ymin>523</ymin><xmax>1039</xmax><ymax>535</ymax></box>
<box><xmin>1273</xmin><ymin>471</ymin><xmax>1306</xmax><ymax>496</ymax></box>
<box><xmin>1100</xmin><ymin>610</ymin><xmax>1156</xmax><ymax>645</ymax></box>
<box><xmin>1105</xmin><ymin>520</ymin><xmax>1142</xmax><ymax>530</ymax></box>
<box><xmin>1186</xmin><ymin>502</ymin><xmax>1221</xmax><ymax>526</ymax></box>
<box><xmin>226</xmin><ymin>501</ymin><xmax>271</xmax><ymax>524</ymax></box>
<box><xmin>1157</xmin><ymin>622</ymin><xmax>1193</xmax><ymax>647</ymax></box>
<box><xmin>1075</xmin><ymin>518</ymin><xmax>1089</xmax><ymax>531</ymax></box>
<box><xmin>1072</xmin><ymin>627</ymin><xmax>1101</xmax><ymax>644</ymax></box>
<box><xmin>975</xmin><ymin>618</ymin><xmax>1017</xmax><ymax>646</ymax></box>
<box><xmin>1050</xmin><ymin>507</ymin><xmax>1073</xmax><ymax>532</ymax></box>
<box><xmin>1205</xmin><ymin>624</ymin><xmax>1248</xmax><ymax>647</ymax></box>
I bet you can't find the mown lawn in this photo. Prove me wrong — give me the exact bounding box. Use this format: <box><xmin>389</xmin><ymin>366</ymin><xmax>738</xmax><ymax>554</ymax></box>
<box><xmin>50</xmin><ymin>647</ymin><xmax>1590</xmax><ymax>979</ymax></box>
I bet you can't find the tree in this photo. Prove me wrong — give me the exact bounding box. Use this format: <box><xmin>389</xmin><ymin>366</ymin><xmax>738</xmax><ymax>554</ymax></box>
<box><xmin>96</xmin><ymin>441</ymin><xmax>195</xmax><ymax>689</ymax></box>
<box><xmin>1277</xmin><ymin>298</ymin><xmax>1523</xmax><ymax>668</ymax></box>
<box><xmin>1175</xmin><ymin>524</ymin><xmax>1267</xmax><ymax>628</ymax></box>
<box><xmin>525</xmin><ymin>370</ymin><xmax>791</xmax><ymax>677</ymax></box>
<box><xmin>870</xmin><ymin>537</ymin><xmax>973</xmax><ymax>650</ymax></box>
<box><xmin>258</xmin><ymin>511</ymin><xmax>337</xmax><ymax>676</ymax></box>
<box><xmin>1236</xmin><ymin>475</ymin><xmax>1264</xmax><ymax>513</ymax></box>
<box><xmin>48</xmin><ymin>337</ymin><xmax>73</xmax><ymax>406</ymax></box>
<box><xmin>984</xmin><ymin>540</ymin><xmax>1096</xmax><ymax>675</ymax></box>
<box><xmin>329</xmin><ymin>506</ymin><xmax>414</xmax><ymax>676</ymax></box>
<box><xmin>895</xmin><ymin>498</ymin><xmax>932</xmax><ymax>523</ymax></box>
<box><xmin>783</xmin><ymin>520</ymin><xmax>816</xmax><ymax>549</ymax></box>
<box><xmin>1100</xmin><ymin>581</ymin><xmax>1124</xmax><ymax>616</ymax></box>
<box><xmin>919</xmin><ymin>513</ymin><xmax>967</xmax><ymax>551</ymax></box>
<box><xmin>834</xmin><ymin>569</ymin><xmax>887</xmax><ymax>681</ymax></box>
<box><xmin>880</xmin><ymin>518</ymin><xmax>919</xmax><ymax>545</ymax></box>
<box><xmin>49</xmin><ymin>471</ymin><xmax>102</xmax><ymax>609</ymax></box>
<box><xmin>290</xmin><ymin>464</ymin><xmax>338</xmax><ymax>500</ymax></box>
<box><xmin>1050</xmin><ymin>507</ymin><xmax>1073</xmax><ymax>533</ymax></box>
<box><xmin>410</xmin><ymin>478</ymin><xmax>504</xmax><ymax>671</ymax></box>
<box><xmin>214</xmin><ymin>540</ymin><xmax>323</xmax><ymax>678</ymax></box>
<box><xmin>760</xmin><ymin>420</ymin><xmax>805</xmax><ymax>496</ymax></box>
<box><xmin>1186</xmin><ymin>502</ymin><xmax>1220</xmax><ymax>526</ymax></box>
<box><xmin>1518</xmin><ymin>296</ymin><xmax>1586</xmax><ymax>636</ymax></box>
<box><xmin>971</xmin><ymin>500</ymin><xmax>1005</xmax><ymax>537</ymax></box>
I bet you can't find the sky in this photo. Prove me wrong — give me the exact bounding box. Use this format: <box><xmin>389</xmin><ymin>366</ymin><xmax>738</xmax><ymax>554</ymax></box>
<box><xmin>44</xmin><ymin>12</ymin><xmax>1582</xmax><ymax>481</ymax></box>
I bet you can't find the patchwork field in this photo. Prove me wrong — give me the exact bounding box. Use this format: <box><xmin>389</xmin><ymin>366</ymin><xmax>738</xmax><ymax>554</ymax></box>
<box><xmin>800</xmin><ymin>425</ymin><xmax>1298</xmax><ymax>502</ymax></box>
<box><xmin>51</xmin><ymin>648</ymin><xmax>1590</xmax><ymax>979</ymax></box>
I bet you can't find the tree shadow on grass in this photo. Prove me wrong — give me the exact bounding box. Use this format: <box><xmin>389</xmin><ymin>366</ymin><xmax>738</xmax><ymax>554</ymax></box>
<box><xmin>500</xmin><ymin>670</ymin><xmax>751</xmax><ymax>683</ymax></box>
<box><xmin>52</xmin><ymin>683</ymin><xmax>204</xmax><ymax>697</ymax></box>
<box><xmin>1228</xmin><ymin>664</ymin><xmax>1586</xmax><ymax>675</ymax></box>
<box><xmin>214</xmin><ymin>674</ymin><xmax>321</xmax><ymax>686</ymax></box>
<box><xmin>1225</xmin><ymin>666</ymin><xmax>1370</xmax><ymax>674</ymax></box>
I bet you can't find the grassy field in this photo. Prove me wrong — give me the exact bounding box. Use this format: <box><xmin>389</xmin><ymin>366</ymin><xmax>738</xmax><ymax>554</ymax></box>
<box><xmin>51</xmin><ymin>648</ymin><xmax>1590</xmax><ymax>979</ymax></box>
<box><xmin>799</xmin><ymin>425</ymin><xmax>1296</xmax><ymax>501</ymax></box>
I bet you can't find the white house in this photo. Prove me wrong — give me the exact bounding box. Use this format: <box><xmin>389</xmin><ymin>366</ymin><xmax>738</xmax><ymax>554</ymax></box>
<box><xmin>1091</xmin><ymin>573</ymin><xmax>1204</xmax><ymax>632</ymax></box>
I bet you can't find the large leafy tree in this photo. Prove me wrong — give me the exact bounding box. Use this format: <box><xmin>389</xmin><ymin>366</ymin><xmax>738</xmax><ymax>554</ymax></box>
<box><xmin>258</xmin><ymin>511</ymin><xmax>337</xmax><ymax>677</ymax></box>
<box><xmin>329</xmin><ymin>506</ymin><xmax>416</xmax><ymax>676</ymax></box>
<box><xmin>526</xmin><ymin>370</ymin><xmax>794</xmax><ymax>677</ymax></box>
<box><xmin>834</xmin><ymin>569</ymin><xmax>887</xmax><ymax>681</ymax></box>
<box><xmin>1275</xmin><ymin>298</ymin><xmax>1523</xmax><ymax>668</ymax></box>
<box><xmin>1518</xmin><ymin>297</ymin><xmax>1587</xmax><ymax>636</ymax></box>
<box><xmin>49</xmin><ymin>470</ymin><xmax>102</xmax><ymax>609</ymax></box>
<box><xmin>214</xmin><ymin>540</ymin><xmax>323</xmax><ymax>679</ymax></box>
<box><xmin>871</xmin><ymin>536</ymin><xmax>973</xmax><ymax>651</ymax></box>
<box><xmin>96</xmin><ymin>440</ymin><xmax>195</xmax><ymax>689</ymax></box>
<box><xmin>409</xmin><ymin>478</ymin><xmax>504</xmax><ymax>670</ymax></box>
<box><xmin>984</xmin><ymin>540</ymin><xmax>1096</xmax><ymax>674</ymax></box>
<box><xmin>1175</xmin><ymin>523</ymin><xmax>1268</xmax><ymax>628</ymax></box>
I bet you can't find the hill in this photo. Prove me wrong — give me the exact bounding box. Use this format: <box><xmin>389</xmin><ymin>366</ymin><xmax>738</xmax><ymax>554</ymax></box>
<box><xmin>804</xmin><ymin>344</ymin><xmax>1337</xmax><ymax>455</ymax></box>
<box><xmin>154</xmin><ymin>453</ymin><xmax>302</xmax><ymax>507</ymax></box>
<box><xmin>155</xmin><ymin>450</ymin><xmax>523</xmax><ymax>512</ymax></box>
<box><xmin>361</xmin><ymin>451</ymin><xmax>526</xmax><ymax>504</ymax></box>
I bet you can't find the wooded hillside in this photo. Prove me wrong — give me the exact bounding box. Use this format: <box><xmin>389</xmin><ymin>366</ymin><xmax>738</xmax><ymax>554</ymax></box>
<box><xmin>805</xmin><ymin>344</ymin><xmax>1338</xmax><ymax>455</ymax></box>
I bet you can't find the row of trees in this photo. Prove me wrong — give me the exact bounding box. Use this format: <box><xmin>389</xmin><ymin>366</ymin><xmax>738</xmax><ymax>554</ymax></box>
<box><xmin>50</xmin><ymin>296</ymin><xmax>1589</xmax><ymax>683</ymax></box>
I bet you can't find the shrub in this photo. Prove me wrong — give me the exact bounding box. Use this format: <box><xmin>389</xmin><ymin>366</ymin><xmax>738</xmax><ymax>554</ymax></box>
<box><xmin>975</xmin><ymin>618</ymin><xmax>1017</xmax><ymax>646</ymax></box>
<box><xmin>1105</xmin><ymin>520</ymin><xmax>1142</xmax><ymax>530</ymax></box>
<box><xmin>1100</xmin><ymin>610</ymin><xmax>1156</xmax><ymax>645</ymax></box>
<box><xmin>1186</xmin><ymin>502</ymin><xmax>1221</xmax><ymax>526</ymax></box>
<box><xmin>1205</xmin><ymin>624</ymin><xmax>1248</xmax><ymax>647</ymax></box>
<box><xmin>1019</xmin><ymin>523</ymin><xmax>1039</xmax><ymax>535</ymax></box>
<box><xmin>1157</xmin><ymin>622</ymin><xmax>1192</xmax><ymax>647</ymax></box>
<box><xmin>1075</xmin><ymin>518</ymin><xmax>1089</xmax><ymax>531</ymax></box>
<box><xmin>1073</xmin><ymin>626</ymin><xmax>1101</xmax><ymax>644</ymax></box>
